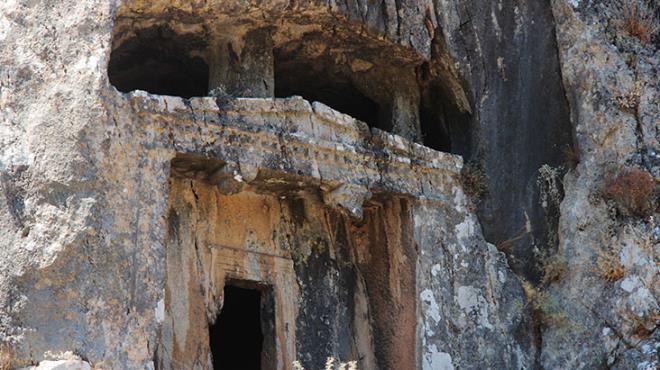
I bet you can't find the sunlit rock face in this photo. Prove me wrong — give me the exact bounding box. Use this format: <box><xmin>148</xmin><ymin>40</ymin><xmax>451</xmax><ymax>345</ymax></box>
<box><xmin>1</xmin><ymin>0</ymin><xmax>656</xmax><ymax>369</ymax></box>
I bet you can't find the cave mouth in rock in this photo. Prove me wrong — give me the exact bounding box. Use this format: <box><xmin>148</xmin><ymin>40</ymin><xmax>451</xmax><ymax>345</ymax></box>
<box><xmin>273</xmin><ymin>46</ymin><xmax>383</xmax><ymax>130</ymax></box>
<box><xmin>108</xmin><ymin>26</ymin><xmax>209</xmax><ymax>98</ymax></box>
<box><xmin>209</xmin><ymin>283</ymin><xmax>270</xmax><ymax>370</ymax></box>
<box><xmin>108</xmin><ymin>9</ymin><xmax>471</xmax><ymax>154</ymax></box>
<box><xmin>420</xmin><ymin>83</ymin><xmax>471</xmax><ymax>155</ymax></box>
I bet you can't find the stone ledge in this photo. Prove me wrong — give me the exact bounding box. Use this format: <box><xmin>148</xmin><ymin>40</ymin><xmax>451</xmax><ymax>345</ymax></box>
<box><xmin>126</xmin><ymin>92</ymin><xmax>463</xmax><ymax>204</ymax></box>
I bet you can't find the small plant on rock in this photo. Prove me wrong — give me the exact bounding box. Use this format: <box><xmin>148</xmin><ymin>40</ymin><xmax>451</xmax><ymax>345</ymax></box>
<box><xmin>595</xmin><ymin>247</ymin><xmax>626</xmax><ymax>282</ymax></box>
<box><xmin>562</xmin><ymin>144</ymin><xmax>580</xmax><ymax>169</ymax></box>
<box><xmin>542</xmin><ymin>254</ymin><xmax>567</xmax><ymax>284</ymax></box>
<box><xmin>293</xmin><ymin>357</ymin><xmax>358</xmax><ymax>370</ymax></box>
<box><xmin>461</xmin><ymin>161</ymin><xmax>488</xmax><ymax>201</ymax></box>
<box><xmin>522</xmin><ymin>282</ymin><xmax>568</xmax><ymax>327</ymax></box>
<box><xmin>538</xmin><ymin>164</ymin><xmax>564</xmax><ymax>210</ymax></box>
<box><xmin>619</xmin><ymin>0</ymin><xmax>659</xmax><ymax>44</ymax></box>
<box><xmin>601</xmin><ymin>166</ymin><xmax>656</xmax><ymax>217</ymax></box>
<box><xmin>0</xmin><ymin>344</ymin><xmax>11</xmax><ymax>370</ymax></box>
<box><xmin>613</xmin><ymin>83</ymin><xmax>641</xmax><ymax>114</ymax></box>
<box><xmin>593</xmin><ymin>227</ymin><xmax>626</xmax><ymax>283</ymax></box>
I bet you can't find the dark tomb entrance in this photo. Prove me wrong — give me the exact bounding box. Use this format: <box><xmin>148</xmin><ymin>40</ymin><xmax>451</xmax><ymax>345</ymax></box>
<box><xmin>108</xmin><ymin>26</ymin><xmax>209</xmax><ymax>98</ymax></box>
<box><xmin>210</xmin><ymin>282</ymin><xmax>274</xmax><ymax>370</ymax></box>
<box><xmin>273</xmin><ymin>41</ymin><xmax>383</xmax><ymax>130</ymax></box>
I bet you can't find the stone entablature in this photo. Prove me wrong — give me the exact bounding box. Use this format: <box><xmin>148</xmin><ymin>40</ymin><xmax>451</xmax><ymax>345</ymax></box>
<box><xmin>126</xmin><ymin>92</ymin><xmax>463</xmax><ymax>217</ymax></box>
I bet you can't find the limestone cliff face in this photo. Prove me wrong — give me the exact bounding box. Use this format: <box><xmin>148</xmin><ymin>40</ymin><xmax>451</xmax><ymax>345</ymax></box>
<box><xmin>543</xmin><ymin>2</ymin><xmax>658</xmax><ymax>369</ymax></box>
<box><xmin>0</xmin><ymin>0</ymin><xmax>657</xmax><ymax>369</ymax></box>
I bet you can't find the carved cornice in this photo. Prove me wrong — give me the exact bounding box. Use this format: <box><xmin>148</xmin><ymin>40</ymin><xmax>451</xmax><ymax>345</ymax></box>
<box><xmin>127</xmin><ymin>92</ymin><xmax>463</xmax><ymax>214</ymax></box>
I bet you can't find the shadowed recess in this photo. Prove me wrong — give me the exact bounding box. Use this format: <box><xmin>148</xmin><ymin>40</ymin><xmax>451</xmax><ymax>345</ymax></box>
<box><xmin>420</xmin><ymin>83</ymin><xmax>471</xmax><ymax>154</ymax></box>
<box><xmin>210</xmin><ymin>285</ymin><xmax>265</xmax><ymax>370</ymax></box>
<box><xmin>108</xmin><ymin>26</ymin><xmax>209</xmax><ymax>98</ymax></box>
<box><xmin>274</xmin><ymin>44</ymin><xmax>383</xmax><ymax>130</ymax></box>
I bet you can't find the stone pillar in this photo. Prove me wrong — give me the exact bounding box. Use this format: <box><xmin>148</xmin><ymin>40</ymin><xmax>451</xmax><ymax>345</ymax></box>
<box><xmin>373</xmin><ymin>71</ymin><xmax>422</xmax><ymax>142</ymax></box>
<box><xmin>208</xmin><ymin>27</ymin><xmax>274</xmax><ymax>98</ymax></box>
<box><xmin>388</xmin><ymin>88</ymin><xmax>422</xmax><ymax>142</ymax></box>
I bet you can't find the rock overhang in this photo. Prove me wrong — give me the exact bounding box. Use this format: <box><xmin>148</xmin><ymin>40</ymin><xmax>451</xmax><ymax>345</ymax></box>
<box><xmin>111</xmin><ymin>0</ymin><xmax>434</xmax><ymax>59</ymax></box>
<box><xmin>108</xmin><ymin>0</ymin><xmax>473</xmax><ymax>150</ymax></box>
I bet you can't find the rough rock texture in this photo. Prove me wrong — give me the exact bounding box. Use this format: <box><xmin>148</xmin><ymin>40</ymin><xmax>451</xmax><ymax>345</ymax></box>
<box><xmin>0</xmin><ymin>0</ymin><xmax>534</xmax><ymax>367</ymax></box>
<box><xmin>433</xmin><ymin>0</ymin><xmax>575</xmax><ymax>283</ymax></box>
<box><xmin>415</xmin><ymin>199</ymin><xmax>535</xmax><ymax>369</ymax></box>
<box><xmin>540</xmin><ymin>1</ymin><xmax>659</xmax><ymax>369</ymax></box>
<box><xmin>22</xmin><ymin>358</ymin><xmax>91</xmax><ymax>370</ymax></box>
<box><xmin>0</xmin><ymin>0</ymin><xmax>657</xmax><ymax>369</ymax></box>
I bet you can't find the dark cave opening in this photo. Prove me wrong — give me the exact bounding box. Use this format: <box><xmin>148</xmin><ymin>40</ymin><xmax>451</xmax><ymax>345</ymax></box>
<box><xmin>273</xmin><ymin>47</ymin><xmax>383</xmax><ymax>130</ymax></box>
<box><xmin>420</xmin><ymin>84</ymin><xmax>471</xmax><ymax>156</ymax></box>
<box><xmin>108</xmin><ymin>26</ymin><xmax>209</xmax><ymax>98</ymax></box>
<box><xmin>209</xmin><ymin>284</ymin><xmax>269</xmax><ymax>370</ymax></box>
<box><xmin>420</xmin><ymin>100</ymin><xmax>451</xmax><ymax>153</ymax></box>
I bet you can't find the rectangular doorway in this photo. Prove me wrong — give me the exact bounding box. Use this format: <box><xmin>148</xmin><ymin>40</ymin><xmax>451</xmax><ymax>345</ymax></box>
<box><xmin>209</xmin><ymin>281</ymin><xmax>275</xmax><ymax>370</ymax></box>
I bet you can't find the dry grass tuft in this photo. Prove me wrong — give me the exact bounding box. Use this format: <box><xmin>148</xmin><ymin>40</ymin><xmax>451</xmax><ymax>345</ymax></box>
<box><xmin>562</xmin><ymin>145</ymin><xmax>580</xmax><ymax>169</ymax></box>
<box><xmin>542</xmin><ymin>254</ymin><xmax>567</xmax><ymax>284</ymax></box>
<box><xmin>496</xmin><ymin>228</ymin><xmax>529</xmax><ymax>253</ymax></box>
<box><xmin>521</xmin><ymin>281</ymin><xmax>538</xmax><ymax>302</ymax></box>
<box><xmin>601</xmin><ymin>166</ymin><xmax>656</xmax><ymax>217</ymax></box>
<box><xmin>293</xmin><ymin>358</ymin><xmax>358</xmax><ymax>370</ymax></box>
<box><xmin>595</xmin><ymin>248</ymin><xmax>626</xmax><ymax>282</ymax></box>
<box><xmin>593</xmin><ymin>227</ymin><xmax>626</xmax><ymax>283</ymax></box>
<box><xmin>0</xmin><ymin>345</ymin><xmax>11</xmax><ymax>370</ymax></box>
<box><xmin>620</xmin><ymin>0</ymin><xmax>659</xmax><ymax>44</ymax></box>
<box><xmin>613</xmin><ymin>86</ymin><xmax>640</xmax><ymax>114</ymax></box>
<box><xmin>460</xmin><ymin>162</ymin><xmax>488</xmax><ymax>201</ymax></box>
<box><xmin>521</xmin><ymin>281</ymin><xmax>569</xmax><ymax>327</ymax></box>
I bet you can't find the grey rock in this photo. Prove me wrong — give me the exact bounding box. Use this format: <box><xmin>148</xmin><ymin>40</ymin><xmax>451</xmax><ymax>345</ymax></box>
<box><xmin>611</xmin><ymin>331</ymin><xmax>659</xmax><ymax>370</ymax></box>
<box><xmin>22</xmin><ymin>360</ymin><xmax>92</xmax><ymax>370</ymax></box>
<box><xmin>207</xmin><ymin>162</ymin><xmax>246</xmax><ymax>195</ymax></box>
<box><xmin>322</xmin><ymin>184</ymin><xmax>372</xmax><ymax>219</ymax></box>
<box><xmin>540</xmin><ymin>1</ymin><xmax>659</xmax><ymax>369</ymax></box>
<box><xmin>1</xmin><ymin>0</ymin><xmax>656</xmax><ymax>369</ymax></box>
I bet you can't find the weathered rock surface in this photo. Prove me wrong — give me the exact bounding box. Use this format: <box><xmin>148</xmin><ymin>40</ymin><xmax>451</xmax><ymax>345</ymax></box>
<box><xmin>432</xmin><ymin>0</ymin><xmax>575</xmax><ymax>283</ymax></box>
<box><xmin>540</xmin><ymin>1</ymin><xmax>659</xmax><ymax>369</ymax></box>
<box><xmin>22</xmin><ymin>360</ymin><xmax>91</xmax><ymax>370</ymax></box>
<box><xmin>0</xmin><ymin>0</ymin><xmax>657</xmax><ymax>369</ymax></box>
<box><xmin>0</xmin><ymin>1</ymin><xmax>534</xmax><ymax>368</ymax></box>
